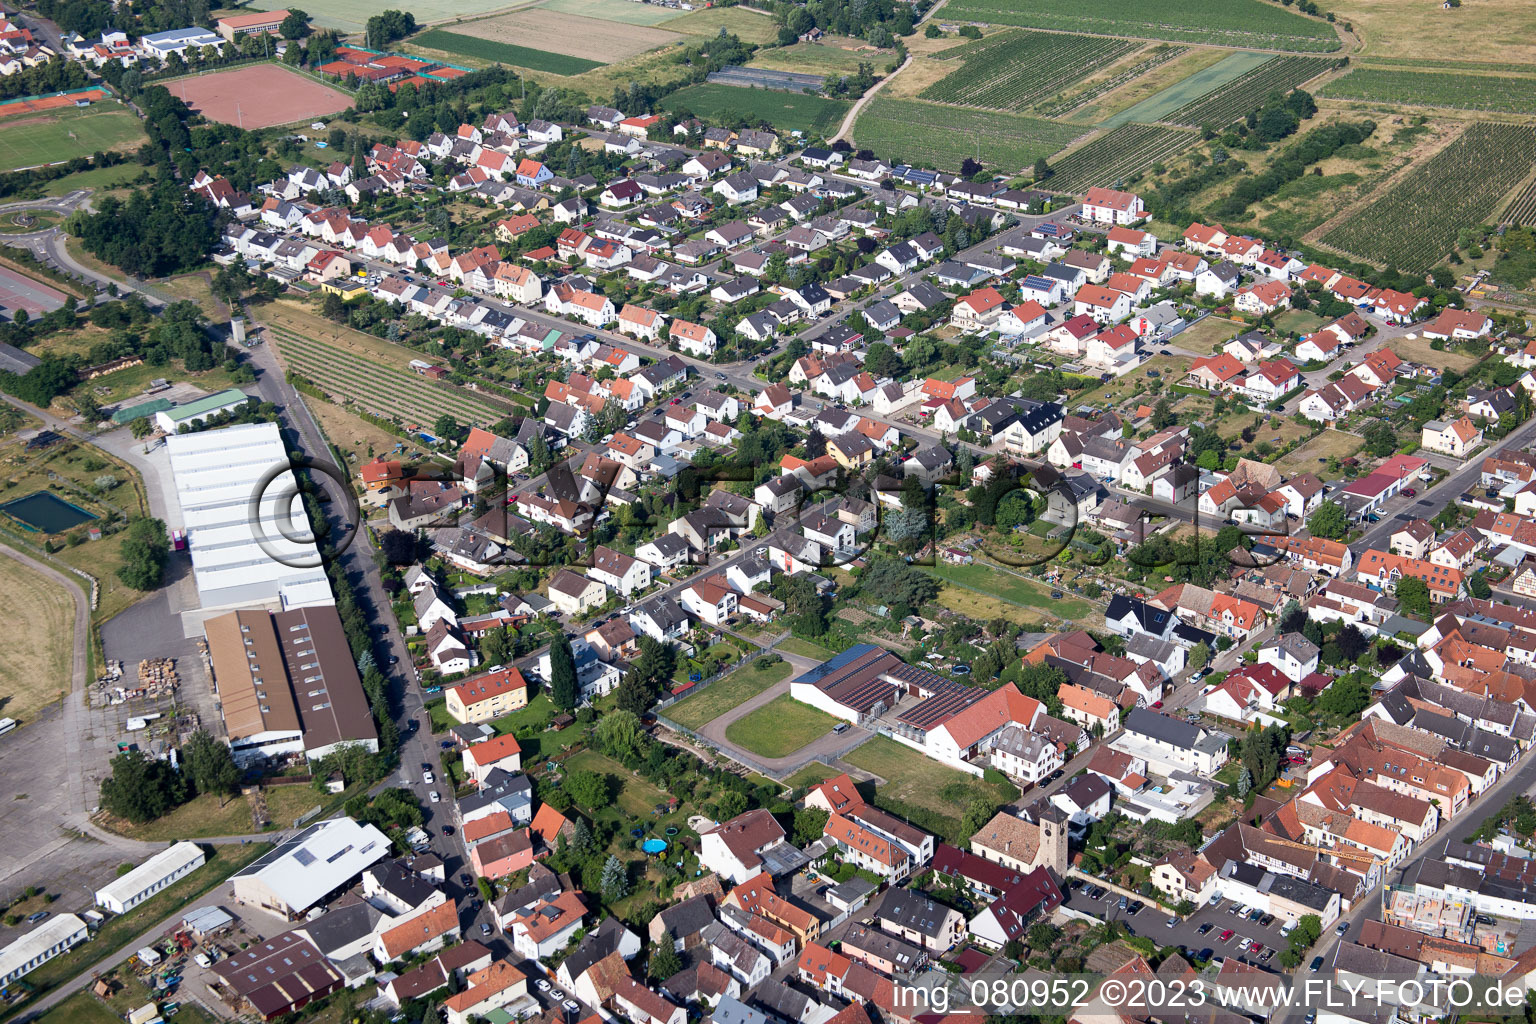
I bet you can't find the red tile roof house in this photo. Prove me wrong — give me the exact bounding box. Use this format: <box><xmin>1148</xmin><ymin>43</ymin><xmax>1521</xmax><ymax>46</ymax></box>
<box><xmin>1234</xmin><ymin>279</ymin><xmax>1292</xmax><ymax>315</ymax></box>
<box><xmin>1081</xmin><ymin>186</ymin><xmax>1146</xmax><ymax>225</ymax></box>
<box><xmin>470</xmin><ymin>830</ymin><xmax>535</xmax><ymax>879</ymax></box>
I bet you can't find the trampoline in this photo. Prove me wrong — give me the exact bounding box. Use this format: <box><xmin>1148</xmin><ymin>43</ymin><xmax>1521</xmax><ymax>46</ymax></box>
<box><xmin>1</xmin><ymin>490</ymin><xmax>96</xmax><ymax>532</ymax></box>
<box><xmin>665</xmin><ymin>826</ymin><xmax>679</xmax><ymax>836</ymax></box>
<box><xmin>641</xmin><ymin>838</ymin><xmax>668</xmax><ymax>854</ymax></box>
<box><xmin>630</xmin><ymin>828</ymin><xmax>645</xmax><ymax>838</ymax></box>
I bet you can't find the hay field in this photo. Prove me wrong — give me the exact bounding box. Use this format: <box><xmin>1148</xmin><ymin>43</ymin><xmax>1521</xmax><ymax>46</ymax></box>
<box><xmin>0</xmin><ymin>553</ymin><xmax>75</xmax><ymax>722</ymax></box>
<box><xmin>453</xmin><ymin>8</ymin><xmax>683</xmax><ymax>60</ymax></box>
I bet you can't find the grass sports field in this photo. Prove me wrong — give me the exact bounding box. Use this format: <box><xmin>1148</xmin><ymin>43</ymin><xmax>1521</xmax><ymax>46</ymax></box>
<box><xmin>939</xmin><ymin>0</ymin><xmax>1341</xmax><ymax>51</ymax></box>
<box><xmin>1100</xmin><ymin>50</ymin><xmax>1271</xmax><ymax>130</ymax></box>
<box><xmin>0</xmin><ymin>554</ymin><xmax>75</xmax><ymax>723</ymax></box>
<box><xmin>0</xmin><ymin>105</ymin><xmax>143</xmax><ymax>172</ymax></box>
<box><xmin>662</xmin><ymin>83</ymin><xmax>850</xmax><ymax>135</ymax></box>
<box><xmin>853</xmin><ymin>97</ymin><xmax>1081</xmax><ymax>172</ymax></box>
<box><xmin>409</xmin><ymin>29</ymin><xmax>606</xmax><ymax>74</ymax></box>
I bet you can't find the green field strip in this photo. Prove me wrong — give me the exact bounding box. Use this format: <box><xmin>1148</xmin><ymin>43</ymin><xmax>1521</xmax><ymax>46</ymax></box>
<box><xmin>1100</xmin><ymin>50</ymin><xmax>1273</xmax><ymax>130</ymax></box>
<box><xmin>408</xmin><ymin>30</ymin><xmax>607</xmax><ymax>75</ymax></box>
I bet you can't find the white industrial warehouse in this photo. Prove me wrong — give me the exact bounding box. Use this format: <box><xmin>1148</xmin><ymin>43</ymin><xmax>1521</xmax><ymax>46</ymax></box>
<box><xmin>0</xmin><ymin>914</ymin><xmax>89</xmax><ymax>984</ymax></box>
<box><xmin>230</xmin><ymin>817</ymin><xmax>390</xmax><ymax>918</ymax></box>
<box><xmin>165</xmin><ymin>422</ymin><xmax>334</xmax><ymax>612</ymax></box>
<box><xmin>95</xmin><ymin>841</ymin><xmax>206</xmax><ymax>915</ymax></box>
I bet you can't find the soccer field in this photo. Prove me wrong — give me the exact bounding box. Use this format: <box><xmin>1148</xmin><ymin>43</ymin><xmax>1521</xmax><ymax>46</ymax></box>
<box><xmin>0</xmin><ymin>107</ymin><xmax>145</xmax><ymax>172</ymax></box>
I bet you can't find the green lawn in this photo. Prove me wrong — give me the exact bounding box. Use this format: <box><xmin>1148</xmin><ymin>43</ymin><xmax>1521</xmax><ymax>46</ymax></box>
<box><xmin>843</xmin><ymin>734</ymin><xmax>1014</xmax><ymax>840</ymax></box>
<box><xmin>36</xmin><ymin>991</ymin><xmax>133</xmax><ymax>1024</ymax></box>
<box><xmin>662</xmin><ymin>83</ymin><xmax>851</xmax><ymax>136</ymax></box>
<box><xmin>777</xmin><ymin>637</ymin><xmax>837</xmax><ymax>660</ymax></box>
<box><xmin>1274</xmin><ymin>309</ymin><xmax>1327</xmax><ymax>335</ymax></box>
<box><xmin>563</xmin><ymin>749</ymin><xmax>674</xmax><ymax>819</ymax></box>
<box><xmin>0</xmin><ymin>106</ymin><xmax>145</xmax><ymax>172</ymax></box>
<box><xmin>926</xmin><ymin>563</ymin><xmax>1093</xmax><ymax>619</ymax></box>
<box><xmin>667</xmin><ymin>658</ymin><xmax>793</xmax><ymax>731</ymax></box>
<box><xmin>725</xmin><ymin>694</ymin><xmax>839</xmax><ymax>758</ymax></box>
<box><xmin>783</xmin><ymin>761</ymin><xmax>842</xmax><ymax>789</ymax></box>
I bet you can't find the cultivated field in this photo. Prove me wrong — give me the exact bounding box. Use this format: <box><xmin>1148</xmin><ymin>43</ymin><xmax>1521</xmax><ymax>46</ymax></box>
<box><xmin>1040</xmin><ymin>43</ymin><xmax>1189</xmax><ymax>119</ymax></box>
<box><xmin>0</xmin><ymin>554</ymin><xmax>75</xmax><ymax>723</ymax></box>
<box><xmin>170</xmin><ymin>64</ymin><xmax>352</xmax><ymax>128</ymax></box>
<box><xmin>1063</xmin><ymin>46</ymin><xmax>1227</xmax><ymax>123</ymax></box>
<box><xmin>0</xmin><ymin>105</ymin><xmax>143</xmax><ymax>172</ymax></box>
<box><xmin>1504</xmin><ymin>176</ymin><xmax>1536</xmax><ymax>226</ymax></box>
<box><xmin>938</xmin><ymin>0</ymin><xmax>1342</xmax><ymax>52</ymax></box>
<box><xmin>409</xmin><ymin>29</ymin><xmax>606</xmax><ymax>74</ymax></box>
<box><xmin>1167</xmin><ymin>55</ymin><xmax>1340</xmax><ymax>128</ymax></box>
<box><xmin>1324</xmin><ymin>0</ymin><xmax>1536</xmax><ymax>62</ymax></box>
<box><xmin>661</xmin><ymin>83</ymin><xmax>850</xmax><ymax>135</ymax></box>
<box><xmin>1323</xmin><ymin>121</ymin><xmax>1536</xmax><ymax>273</ymax></box>
<box><xmin>443</xmin><ymin>9</ymin><xmax>683</xmax><ymax>62</ymax></box>
<box><xmin>1101</xmin><ymin>50</ymin><xmax>1272</xmax><ymax>130</ymax></box>
<box><xmin>664</xmin><ymin>6</ymin><xmax>779</xmax><ymax>43</ymax></box>
<box><xmin>1045</xmin><ymin>122</ymin><xmax>1199</xmax><ymax>192</ymax></box>
<box><xmin>308</xmin><ymin>0</ymin><xmax>520</xmax><ymax>32</ymax></box>
<box><xmin>852</xmin><ymin>97</ymin><xmax>1082</xmax><ymax>172</ymax></box>
<box><xmin>544</xmin><ymin>0</ymin><xmax>691</xmax><ymax>25</ymax></box>
<box><xmin>920</xmin><ymin>30</ymin><xmax>1138</xmax><ymax>113</ymax></box>
<box><xmin>1319</xmin><ymin>67</ymin><xmax>1536</xmax><ymax>114</ymax></box>
<box><xmin>268</xmin><ymin>323</ymin><xmax>507</xmax><ymax>428</ymax></box>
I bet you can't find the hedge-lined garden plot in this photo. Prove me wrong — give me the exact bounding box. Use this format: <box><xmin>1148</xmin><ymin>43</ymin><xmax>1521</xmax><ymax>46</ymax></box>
<box><xmin>269</xmin><ymin>325</ymin><xmax>505</xmax><ymax>427</ymax></box>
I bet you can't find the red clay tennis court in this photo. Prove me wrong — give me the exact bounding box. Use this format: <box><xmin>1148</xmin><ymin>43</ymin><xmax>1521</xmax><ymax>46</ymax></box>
<box><xmin>0</xmin><ymin>89</ymin><xmax>111</xmax><ymax>119</ymax></box>
<box><xmin>170</xmin><ymin>65</ymin><xmax>352</xmax><ymax>129</ymax></box>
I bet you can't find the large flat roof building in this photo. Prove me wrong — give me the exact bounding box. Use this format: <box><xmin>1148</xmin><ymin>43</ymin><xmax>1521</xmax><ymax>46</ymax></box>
<box><xmin>166</xmin><ymin>422</ymin><xmax>333</xmax><ymax>611</ymax></box>
<box><xmin>205</xmin><ymin>604</ymin><xmax>378</xmax><ymax>766</ymax></box>
<box><xmin>231</xmin><ymin>817</ymin><xmax>390</xmax><ymax>918</ymax></box>
<box><xmin>95</xmin><ymin>841</ymin><xmax>206</xmax><ymax>914</ymax></box>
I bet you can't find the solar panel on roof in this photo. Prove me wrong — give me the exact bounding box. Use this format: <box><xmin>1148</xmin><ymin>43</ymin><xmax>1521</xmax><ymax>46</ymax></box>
<box><xmin>292</xmin><ymin>848</ymin><xmax>315</xmax><ymax>866</ymax></box>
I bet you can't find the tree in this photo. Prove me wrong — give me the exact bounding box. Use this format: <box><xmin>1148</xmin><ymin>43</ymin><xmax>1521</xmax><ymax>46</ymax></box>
<box><xmin>1317</xmin><ymin>675</ymin><xmax>1369</xmax><ymax>717</ymax></box>
<box><xmin>378</xmin><ymin>529</ymin><xmax>419</xmax><ymax>565</ymax></box>
<box><xmin>1188</xmin><ymin>642</ymin><xmax>1211</xmax><ymax>672</ymax></box>
<box><xmin>601</xmin><ymin>854</ymin><xmax>629</xmax><ymax>902</ymax></box>
<box><xmin>1307</xmin><ymin>500</ymin><xmax>1348</xmax><ymax>540</ymax></box>
<box><xmin>614</xmin><ymin>669</ymin><xmax>654</xmax><ymax>717</ymax></box>
<box><xmin>1028</xmin><ymin>922</ymin><xmax>1061</xmax><ymax>951</ymax></box>
<box><xmin>792</xmin><ymin>807</ymin><xmax>829</xmax><ymax>846</ymax></box>
<box><xmin>1396</xmin><ymin>577</ymin><xmax>1432</xmax><ymax>619</ymax></box>
<box><xmin>117</xmin><ymin>517</ymin><xmax>169</xmax><ymax>591</ymax></box>
<box><xmin>433</xmin><ymin>415</ymin><xmax>465</xmax><ymax>443</ymax></box>
<box><xmin>569</xmin><ymin>815</ymin><xmax>593</xmax><ymax>854</ymax></box>
<box><xmin>1151</xmin><ymin>397</ymin><xmax>1175</xmax><ymax>429</ymax></box>
<box><xmin>649</xmin><ymin>944</ymin><xmax>682</xmax><ymax>981</ymax></box>
<box><xmin>99</xmin><ymin>750</ymin><xmax>186</xmax><ymax>823</ymax></box>
<box><xmin>548</xmin><ymin>633</ymin><xmax>579</xmax><ymax>710</ymax></box>
<box><xmin>564</xmin><ymin>768</ymin><xmax>611</xmax><ymax>808</ymax></box>
<box><xmin>595</xmin><ymin>710</ymin><xmax>644</xmax><ymax>762</ymax></box>
<box><xmin>280</xmin><ymin>9</ymin><xmax>311</xmax><ymax>38</ymax></box>
<box><xmin>1335</xmin><ymin>624</ymin><xmax>1368</xmax><ymax>663</ymax></box>
<box><xmin>182</xmin><ymin>730</ymin><xmax>240</xmax><ymax>802</ymax></box>
<box><xmin>857</xmin><ymin>556</ymin><xmax>939</xmax><ymax>613</ymax></box>
<box><xmin>1361</xmin><ymin>419</ymin><xmax>1396</xmax><ymax>457</ymax></box>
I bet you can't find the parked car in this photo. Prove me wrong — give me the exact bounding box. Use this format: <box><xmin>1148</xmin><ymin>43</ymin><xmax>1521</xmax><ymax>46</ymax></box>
<box><xmin>1336</xmin><ymin>921</ymin><xmax>1350</xmax><ymax>936</ymax></box>
<box><xmin>25</xmin><ymin>912</ymin><xmax>47</xmax><ymax>924</ymax></box>
<box><xmin>1197</xmin><ymin>923</ymin><xmax>1214</xmax><ymax>935</ymax></box>
<box><xmin>429</xmin><ymin>791</ymin><xmax>440</xmax><ymax>803</ymax></box>
<box><xmin>1259</xmin><ymin>913</ymin><xmax>1275</xmax><ymax>927</ymax></box>
<box><xmin>1219</xmin><ymin>929</ymin><xmax>1234</xmax><ymax>942</ymax></box>
<box><xmin>1310</xmin><ymin>957</ymin><xmax>1325</xmax><ymax>972</ymax></box>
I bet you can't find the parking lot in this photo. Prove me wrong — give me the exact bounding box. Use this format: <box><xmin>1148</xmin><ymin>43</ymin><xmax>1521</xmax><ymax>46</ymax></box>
<box><xmin>1064</xmin><ymin>882</ymin><xmax>1302</xmax><ymax>969</ymax></box>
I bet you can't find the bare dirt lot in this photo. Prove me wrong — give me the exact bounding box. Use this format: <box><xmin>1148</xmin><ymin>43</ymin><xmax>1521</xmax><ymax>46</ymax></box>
<box><xmin>169</xmin><ymin>65</ymin><xmax>353</xmax><ymax>129</ymax></box>
<box><xmin>456</xmin><ymin>8</ymin><xmax>683</xmax><ymax>61</ymax></box>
